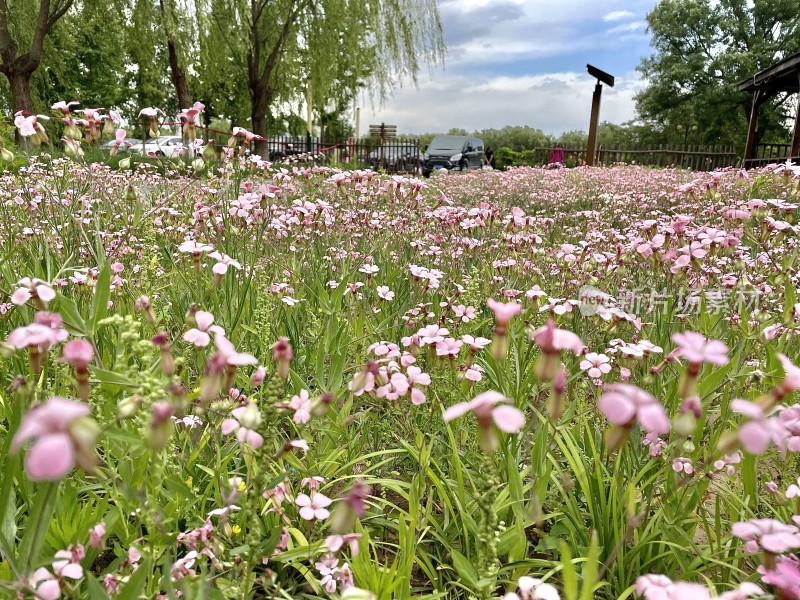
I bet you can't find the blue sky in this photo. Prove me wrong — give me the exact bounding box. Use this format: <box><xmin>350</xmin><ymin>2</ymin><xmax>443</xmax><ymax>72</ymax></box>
<box><xmin>362</xmin><ymin>0</ymin><xmax>659</xmax><ymax>136</ymax></box>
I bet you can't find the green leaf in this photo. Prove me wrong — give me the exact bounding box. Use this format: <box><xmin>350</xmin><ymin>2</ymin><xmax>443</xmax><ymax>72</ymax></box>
<box><xmin>91</xmin><ymin>262</ymin><xmax>112</xmax><ymax>334</ymax></box>
<box><xmin>580</xmin><ymin>531</ymin><xmax>600</xmax><ymax>600</ymax></box>
<box><xmin>450</xmin><ymin>550</ymin><xmax>479</xmax><ymax>590</ymax></box>
<box><xmin>56</xmin><ymin>295</ymin><xmax>87</xmax><ymax>334</ymax></box>
<box><xmin>17</xmin><ymin>482</ymin><xmax>59</xmax><ymax>572</ymax></box>
<box><xmin>116</xmin><ymin>557</ymin><xmax>150</xmax><ymax>600</ymax></box>
<box><xmin>89</xmin><ymin>366</ymin><xmax>135</xmax><ymax>389</ymax></box>
<box><xmin>1</xmin><ymin>491</ymin><xmax>16</xmax><ymax>555</ymax></box>
<box><xmin>85</xmin><ymin>573</ymin><xmax>112</xmax><ymax>600</ymax></box>
<box><xmin>560</xmin><ymin>541</ymin><xmax>578</xmax><ymax>600</ymax></box>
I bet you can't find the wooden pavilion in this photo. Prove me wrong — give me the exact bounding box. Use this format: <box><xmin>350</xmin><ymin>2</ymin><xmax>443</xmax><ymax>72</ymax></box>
<box><xmin>739</xmin><ymin>51</ymin><xmax>800</xmax><ymax>168</ymax></box>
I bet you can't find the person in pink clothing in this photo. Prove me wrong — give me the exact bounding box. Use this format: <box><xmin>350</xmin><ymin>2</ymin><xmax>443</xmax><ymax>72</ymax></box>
<box><xmin>549</xmin><ymin>144</ymin><xmax>565</xmax><ymax>165</ymax></box>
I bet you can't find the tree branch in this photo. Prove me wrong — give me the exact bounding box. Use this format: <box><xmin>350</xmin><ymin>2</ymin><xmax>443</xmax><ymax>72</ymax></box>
<box><xmin>256</xmin><ymin>0</ymin><xmax>304</xmax><ymax>90</ymax></box>
<box><xmin>0</xmin><ymin>0</ymin><xmax>19</xmax><ymax>67</ymax></box>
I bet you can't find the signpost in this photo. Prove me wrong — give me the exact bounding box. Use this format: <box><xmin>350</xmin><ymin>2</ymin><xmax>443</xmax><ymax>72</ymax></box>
<box><xmin>585</xmin><ymin>64</ymin><xmax>615</xmax><ymax>166</ymax></box>
<box><xmin>369</xmin><ymin>123</ymin><xmax>397</xmax><ymax>166</ymax></box>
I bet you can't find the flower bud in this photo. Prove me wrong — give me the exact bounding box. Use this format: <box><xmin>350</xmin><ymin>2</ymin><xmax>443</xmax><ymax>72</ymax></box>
<box><xmin>70</xmin><ymin>417</ymin><xmax>100</xmax><ymax>471</ymax></box>
<box><xmin>118</xmin><ymin>394</ymin><xmax>143</xmax><ymax>419</ymax></box>
<box><xmin>238</xmin><ymin>402</ymin><xmax>262</xmax><ymax>429</ymax></box>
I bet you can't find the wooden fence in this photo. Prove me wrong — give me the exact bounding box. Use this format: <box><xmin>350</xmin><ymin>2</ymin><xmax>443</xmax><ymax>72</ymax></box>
<box><xmin>742</xmin><ymin>143</ymin><xmax>798</xmax><ymax>168</ymax></box>
<box><xmin>532</xmin><ymin>145</ymin><xmax>739</xmax><ymax>170</ymax></box>
<box><xmin>255</xmin><ymin>138</ymin><xmax>743</xmax><ymax>173</ymax></box>
<box><xmin>261</xmin><ymin>135</ymin><xmax>422</xmax><ymax>174</ymax></box>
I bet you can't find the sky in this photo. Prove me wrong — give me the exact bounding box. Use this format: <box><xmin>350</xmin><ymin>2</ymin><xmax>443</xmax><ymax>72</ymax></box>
<box><xmin>361</xmin><ymin>0</ymin><xmax>659</xmax><ymax>136</ymax></box>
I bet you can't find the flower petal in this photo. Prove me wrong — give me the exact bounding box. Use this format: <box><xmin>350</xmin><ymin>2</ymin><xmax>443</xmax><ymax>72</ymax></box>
<box><xmin>25</xmin><ymin>433</ymin><xmax>76</xmax><ymax>480</ymax></box>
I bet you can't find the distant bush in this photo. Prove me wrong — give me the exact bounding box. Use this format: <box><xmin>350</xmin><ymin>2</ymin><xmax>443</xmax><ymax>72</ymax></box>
<box><xmin>495</xmin><ymin>147</ymin><xmax>539</xmax><ymax>169</ymax></box>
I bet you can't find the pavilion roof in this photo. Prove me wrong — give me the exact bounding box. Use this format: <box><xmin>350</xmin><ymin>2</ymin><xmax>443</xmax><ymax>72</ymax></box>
<box><xmin>738</xmin><ymin>51</ymin><xmax>800</xmax><ymax>95</ymax></box>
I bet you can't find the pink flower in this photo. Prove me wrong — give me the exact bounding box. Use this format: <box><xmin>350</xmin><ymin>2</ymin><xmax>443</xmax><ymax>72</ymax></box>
<box><xmin>221</xmin><ymin>405</ymin><xmax>264</xmax><ymax>449</ymax></box>
<box><xmin>376</xmin><ymin>371</ymin><xmax>410</xmax><ymax>400</ymax></box>
<box><xmin>718</xmin><ymin>583</ymin><xmax>764</xmax><ymax>600</ymax></box>
<box><xmin>444</xmin><ymin>390</ymin><xmax>525</xmax><ymax>433</ymax></box>
<box><xmin>580</xmin><ymin>353</ymin><xmax>612</xmax><ymax>378</ymax></box>
<box><xmin>417</xmin><ymin>324</ymin><xmax>449</xmax><ymax>346</ymax></box>
<box><xmin>377</xmin><ymin>285</ymin><xmax>394</xmax><ymax>300</ymax></box>
<box><xmin>598</xmin><ymin>384</ymin><xmax>670</xmax><ymax>434</ymax></box>
<box><xmin>732</xmin><ymin>518</ymin><xmax>800</xmax><ymax>554</ymax></box>
<box><xmin>232</xmin><ymin>127</ymin><xmax>260</xmax><ymax>141</ymax></box>
<box><xmin>11</xmin><ymin>397</ymin><xmax>94</xmax><ymax>480</ymax></box>
<box><xmin>171</xmin><ymin>550</ymin><xmax>198</xmax><ymax>580</ymax></box>
<box><xmin>517</xmin><ymin>576</ymin><xmax>560</xmax><ymax>600</ymax></box>
<box><xmin>530</xmin><ymin>319</ymin><xmax>585</xmax><ymax>355</ymax></box>
<box><xmin>436</xmin><ymin>337</ymin><xmax>463</xmax><ymax>357</ymax></box>
<box><xmin>487</xmin><ymin>298</ymin><xmax>522</xmax><ymax>326</ymax></box>
<box><xmin>51</xmin><ymin>100</ymin><xmax>78</xmax><ymax>113</ymax></box>
<box><xmin>406</xmin><ymin>365</ymin><xmax>431</xmax><ymax>405</ymax></box>
<box><xmin>15</xmin><ymin>114</ymin><xmax>38</xmax><ymax>137</ymax></box>
<box><xmin>178</xmin><ymin>239</ymin><xmax>214</xmax><ymax>255</ymax></box>
<box><xmin>731</xmin><ymin>399</ymin><xmax>786</xmax><ymax>454</ymax></box>
<box><xmin>326</xmin><ymin>533</ymin><xmax>361</xmax><ymax>556</ymax></box>
<box><xmin>184</xmin><ymin>311</ymin><xmax>225</xmax><ymax>347</ymax></box>
<box><xmin>8</xmin><ymin>323</ymin><xmax>61</xmax><ymax>351</ymax></box>
<box><xmin>453</xmin><ymin>304</ymin><xmax>476</xmax><ymax>322</ymax></box>
<box><xmin>779</xmin><ymin>353</ymin><xmax>800</xmax><ymax>393</ymax></box>
<box><xmin>642</xmin><ymin>432</ymin><xmax>666</xmax><ymax>457</ymax></box>
<box><xmin>208</xmin><ymin>251</ymin><xmax>242</xmax><ymax>276</ymax></box>
<box><xmin>672</xmin><ymin>457</ymin><xmax>693</xmax><ymax>475</ymax></box>
<box><xmin>759</xmin><ymin>556</ymin><xmax>800</xmax><ymax>599</ymax></box>
<box><xmin>671</xmin><ymin>331</ymin><xmax>729</xmax><ymax>366</ymax></box>
<box><xmin>296</xmin><ymin>492</ymin><xmax>333</xmax><ymax>521</ymax></box>
<box><xmin>251</xmin><ymin>366</ymin><xmax>266</xmax><ymax>385</ymax></box>
<box><xmin>61</xmin><ymin>339</ymin><xmax>94</xmax><ymax>370</ymax></box>
<box><xmin>29</xmin><ymin>567</ymin><xmax>60</xmax><ymax>600</ymax></box>
<box><xmin>89</xmin><ymin>522</ymin><xmax>106</xmax><ymax>549</ymax></box>
<box><xmin>503</xmin><ymin>576</ymin><xmax>561</xmax><ymax>600</ymax></box>
<box><xmin>53</xmin><ymin>547</ymin><xmax>84</xmax><ymax>579</ymax></box>
<box><xmin>635</xmin><ymin>574</ymin><xmax>711</xmax><ymax>600</ymax></box>
<box><xmin>112</xmin><ymin>128</ymin><xmax>131</xmax><ymax>150</ymax></box>
<box><xmin>216</xmin><ymin>335</ymin><xmax>258</xmax><ymax>366</ymax></box>
<box><xmin>462</xmin><ymin>334</ymin><xmax>491</xmax><ymax>350</ymax></box>
<box><xmin>11</xmin><ymin>278</ymin><xmax>56</xmax><ymax>306</ymax></box>
<box><xmin>289</xmin><ymin>389</ymin><xmax>311</xmax><ymax>424</ymax></box>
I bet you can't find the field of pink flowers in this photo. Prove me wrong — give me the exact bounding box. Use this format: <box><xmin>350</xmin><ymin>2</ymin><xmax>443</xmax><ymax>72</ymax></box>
<box><xmin>1</xmin><ymin>149</ymin><xmax>800</xmax><ymax>599</ymax></box>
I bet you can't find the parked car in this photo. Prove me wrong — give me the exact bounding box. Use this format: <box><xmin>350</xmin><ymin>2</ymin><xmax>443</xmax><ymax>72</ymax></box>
<box><xmin>128</xmin><ymin>136</ymin><xmax>184</xmax><ymax>157</ymax></box>
<box><xmin>100</xmin><ymin>138</ymin><xmax>142</xmax><ymax>153</ymax></box>
<box><xmin>369</xmin><ymin>144</ymin><xmax>423</xmax><ymax>172</ymax></box>
<box><xmin>422</xmin><ymin>135</ymin><xmax>485</xmax><ymax>177</ymax></box>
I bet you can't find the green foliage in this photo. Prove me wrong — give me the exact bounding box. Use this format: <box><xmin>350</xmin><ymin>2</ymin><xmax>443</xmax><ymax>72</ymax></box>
<box><xmin>636</xmin><ymin>0</ymin><xmax>800</xmax><ymax>147</ymax></box>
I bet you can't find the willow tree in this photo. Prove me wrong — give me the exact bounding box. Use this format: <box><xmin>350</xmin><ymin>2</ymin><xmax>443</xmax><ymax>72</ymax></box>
<box><xmin>0</xmin><ymin>0</ymin><xmax>73</xmax><ymax>114</ymax></box>
<box><xmin>158</xmin><ymin>0</ymin><xmax>194</xmax><ymax>111</ymax></box>
<box><xmin>198</xmin><ymin>0</ymin><xmax>445</xmax><ymax>155</ymax></box>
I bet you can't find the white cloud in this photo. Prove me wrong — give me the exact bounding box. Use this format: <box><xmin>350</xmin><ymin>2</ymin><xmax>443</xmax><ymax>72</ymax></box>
<box><xmin>359</xmin><ymin>71</ymin><xmax>645</xmax><ymax>136</ymax></box>
<box><xmin>347</xmin><ymin>1</ymin><xmax>657</xmax><ymax>136</ymax></box>
<box><xmin>438</xmin><ymin>1</ymin><xmax>652</xmax><ymax>69</ymax></box>
<box><xmin>608</xmin><ymin>21</ymin><xmax>646</xmax><ymax>35</ymax></box>
<box><xmin>603</xmin><ymin>10</ymin><xmax>636</xmax><ymax>21</ymax></box>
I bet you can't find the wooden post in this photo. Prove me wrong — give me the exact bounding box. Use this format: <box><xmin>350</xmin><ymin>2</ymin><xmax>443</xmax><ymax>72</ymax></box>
<box><xmin>306</xmin><ymin>79</ymin><xmax>313</xmax><ymax>152</ymax></box>
<box><xmin>791</xmin><ymin>75</ymin><xmax>800</xmax><ymax>158</ymax></box>
<box><xmin>586</xmin><ymin>82</ymin><xmax>602</xmax><ymax>166</ymax></box>
<box><xmin>743</xmin><ymin>89</ymin><xmax>762</xmax><ymax>167</ymax></box>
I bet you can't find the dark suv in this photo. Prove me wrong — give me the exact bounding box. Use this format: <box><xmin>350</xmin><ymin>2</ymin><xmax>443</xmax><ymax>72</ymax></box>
<box><xmin>422</xmin><ymin>135</ymin><xmax>485</xmax><ymax>176</ymax></box>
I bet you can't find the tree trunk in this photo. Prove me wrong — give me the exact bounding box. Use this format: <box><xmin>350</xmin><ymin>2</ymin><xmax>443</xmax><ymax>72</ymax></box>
<box><xmin>167</xmin><ymin>38</ymin><xmax>191</xmax><ymax>110</ymax></box>
<box><xmin>6</xmin><ymin>69</ymin><xmax>33</xmax><ymax>144</ymax></box>
<box><xmin>7</xmin><ymin>69</ymin><xmax>33</xmax><ymax>114</ymax></box>
<box><xmin>251</xmin><ymin>83</ymin><xmax>270</xmax><ymax>158</ymax></box>
<box><xmin>252</xmin><ymin>108</ymin><xmax>267</xmax><ymax>158</ymax></box>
